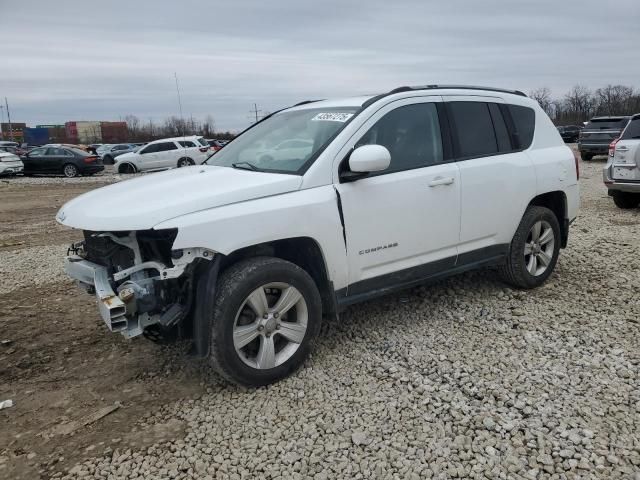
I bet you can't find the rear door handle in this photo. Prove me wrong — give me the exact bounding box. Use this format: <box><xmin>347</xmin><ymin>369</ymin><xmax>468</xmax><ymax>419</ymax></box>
<box><xmin>617</xmin><ymin>146</ymin><xmax>629</xmax><ymax>151</ymax></box>
<box><xmin>428</xmin><ymin>176</ymin><xmax>455</xmax><ymax>187</ymax></box>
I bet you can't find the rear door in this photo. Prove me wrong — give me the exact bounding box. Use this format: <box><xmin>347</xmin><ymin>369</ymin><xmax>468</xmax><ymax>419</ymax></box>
<box><xmin>156</xmin><ymin>141</ymin><xmax>180</xmax><ymax>168</ymax></box>
<box><xmin>443</xmin><ymin>97</ymin><xmax>536</xmax><ymax>259</ymax></box>
<box><xmin>612</xmin><ymin>116</ymin><xmax>640</xmax><ymax>182</ymax></box>
<box><xmin>178</xmin><ymin>139</ymin><xmax>199</xmax><ymax>163</ymax></box>
<box><xmin>44</xmin><ymin>147</ymin><xmax>71</xmax><ymax>173</ymax></box>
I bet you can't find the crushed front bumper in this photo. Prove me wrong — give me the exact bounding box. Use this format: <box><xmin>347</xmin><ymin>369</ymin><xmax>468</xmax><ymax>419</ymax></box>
<box><xmin>64</xmin><ymin>255</ymin><xmax>127</xmax><ymax>332</ymax></box>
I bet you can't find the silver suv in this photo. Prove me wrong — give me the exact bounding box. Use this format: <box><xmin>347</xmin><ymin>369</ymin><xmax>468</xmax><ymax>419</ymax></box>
<box><xmin>604</xmin><ymin>114</ymin><xmax>640</xmax><ymax>209</ymax></box>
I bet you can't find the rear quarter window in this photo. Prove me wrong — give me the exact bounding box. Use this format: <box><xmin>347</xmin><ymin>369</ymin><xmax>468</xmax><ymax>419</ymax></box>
<box><xmin>621</xmin><ymin>118</ymin><xmax>640</xmax><ymax>140</ymax></box>
<box><xmin>508</xmin><ymin>105</ymin><xmax>535</xmax><ymax>149</ymax></box>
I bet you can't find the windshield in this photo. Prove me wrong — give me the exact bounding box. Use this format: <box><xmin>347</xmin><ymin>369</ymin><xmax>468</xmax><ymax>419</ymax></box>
<box><xmin>206</xmin><ymin>107</ymin><xmax>359</xmax><ymax>174</ymax></box>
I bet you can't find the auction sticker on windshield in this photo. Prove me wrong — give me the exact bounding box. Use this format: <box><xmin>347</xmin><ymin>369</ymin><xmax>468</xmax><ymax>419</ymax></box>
<box><xmin>311</xmin><ymin>112</ymin><xmax>354</xmax><ymax>122</ymax></box>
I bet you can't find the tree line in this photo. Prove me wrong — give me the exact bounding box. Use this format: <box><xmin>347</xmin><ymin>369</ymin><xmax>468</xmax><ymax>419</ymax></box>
<box><xmin>122</xmin><ymin>114</ymin><xmax>236</xmax><ymax>141</ymax></box>
<box><xmin>529</xmin><ymin>84</ymin><xmax>640</xmax><ymax>126</ymax></box>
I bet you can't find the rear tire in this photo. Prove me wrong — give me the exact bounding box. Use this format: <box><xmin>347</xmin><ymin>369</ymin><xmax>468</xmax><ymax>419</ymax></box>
<box><xmin>499</xmin><ymin>206</ymin><xmax>561</xmax><ymax>289</ymax></box>
<box><xmin>581</xmin><ymin>153</ymin><xmax>593</xmax><ymax>161</ymax></box>
<box><xmin>62</xmin><ymin>163</ymin><xmax>79</xmax><ymax>178</ymax></box>
<box><xmin>206</xmin><ymin>256</ymin><xmax>322</xmax><ymax>387</ymax></box>
<box><xmin>177</xmin><ymin>158</ymin><xmax>194</xmax><ymax>168</ymax></box>
<box><xmin>613</xmin><ymin>192</ymin><xmax>640</xmax><ymax>209</ymax></box>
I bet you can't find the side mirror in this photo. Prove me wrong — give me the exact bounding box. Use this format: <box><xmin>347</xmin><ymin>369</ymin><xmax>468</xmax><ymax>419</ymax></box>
<box><xmin>349</xmin><ymin>144</ymin><xmax>391</xmax><ymax>173</ymax></box>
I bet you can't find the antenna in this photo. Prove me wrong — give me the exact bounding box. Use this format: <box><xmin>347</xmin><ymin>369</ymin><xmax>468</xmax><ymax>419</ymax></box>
<box><xmin>174</xmin><ymin>72</ymin><xmax>185</xmax><ymax>136</ymax></box>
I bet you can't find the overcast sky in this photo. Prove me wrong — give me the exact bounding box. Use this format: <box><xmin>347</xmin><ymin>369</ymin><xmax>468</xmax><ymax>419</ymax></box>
<box><xmin>1</xmin><ymin>0</ymin><xmax>639</xmax><ymax>131</ymax></box>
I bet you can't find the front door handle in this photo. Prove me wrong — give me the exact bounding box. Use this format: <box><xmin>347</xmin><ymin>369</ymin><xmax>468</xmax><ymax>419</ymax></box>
<box><xmin>428</xmin><ymin>176</ymin><xmax>455</xmax><ymax>187</ymax></box>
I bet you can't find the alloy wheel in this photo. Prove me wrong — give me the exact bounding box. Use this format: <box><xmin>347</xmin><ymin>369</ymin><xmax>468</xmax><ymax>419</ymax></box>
<box><xmin>63</xmin><ymin>164</ymin><xmax>78</xmax><ymax>177</ymax></box>
<box><xmin>233</xmin><ymin>282</ymin><xmax>308</xmax><ymax>370</ymax></box>
<box><xmin>524</xmin><ymin>220</ymin><xmax>555</xmax><ymax>276</ymax></box>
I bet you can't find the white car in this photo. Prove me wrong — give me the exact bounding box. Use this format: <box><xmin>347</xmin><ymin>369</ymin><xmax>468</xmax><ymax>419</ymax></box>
<box><xmin>0</xmin><ymin>151</ymin><xmax>24</xmax><ymax>175</ymax></box>
<box><xmin>238</xmin><ymin>139</ymin><xmax>314</xmax><ymax>165</ymax></box>
<box><xmin>57</xmin><ymin>85</ymin><xmax>579</xmax><ymax>387</ymax></box>
<box><xmin>114</xmin><ymin>136</ymin><xmax>210</xmax><ymax>173</ymax></box>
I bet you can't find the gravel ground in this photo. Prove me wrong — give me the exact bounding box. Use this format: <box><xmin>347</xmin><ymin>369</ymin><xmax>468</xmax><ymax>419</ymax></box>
<box><xmin>0</xmin><ymin>245</ymin><xmax>68</xmax><ymax>294</ymax></box>
<box><xmin>3</xmin><ymin>155</ymin><xmax>640</xmax><ymax>479</ymax></box>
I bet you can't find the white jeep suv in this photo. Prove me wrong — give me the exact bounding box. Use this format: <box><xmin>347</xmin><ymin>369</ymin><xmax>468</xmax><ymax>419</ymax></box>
<box><xmin>57</xmin><ymin>85</ymin><xmax>579</xmax><ymax>386</ymax></box>
<box><xmin>114</xmin><ymin>135</ymin><xmax>210</xmax><ymax>173</ymax></box>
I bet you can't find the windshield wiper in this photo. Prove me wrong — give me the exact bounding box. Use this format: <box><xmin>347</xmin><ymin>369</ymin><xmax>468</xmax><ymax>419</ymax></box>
<box><xmin>231</xmin><ymin>161</ymin><xmax>260</xmax><ymax>171</ymax></box>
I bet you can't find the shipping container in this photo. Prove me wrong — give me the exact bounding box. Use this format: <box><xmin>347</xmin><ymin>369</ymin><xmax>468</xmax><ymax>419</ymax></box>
<box><xmin>100</xmin><ymin>121</ymin><xmax>128</xmax><ymax>143</ymax></box>
<box><xmin>24</xmin><ymin>127</ymin><xmax>49</xmax><ymax>146</ymax></box>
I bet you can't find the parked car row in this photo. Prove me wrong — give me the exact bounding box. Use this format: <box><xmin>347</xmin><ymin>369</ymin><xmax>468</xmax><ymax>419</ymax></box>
<box><xmin>556</xmin><ymin>125</ymin><xmax>582</xmax><ymax>143</ymax></box>
<box><xmin>114</xmin><ymin>135</ymin><xmax>211</xmax><ymax>173</ymax></box>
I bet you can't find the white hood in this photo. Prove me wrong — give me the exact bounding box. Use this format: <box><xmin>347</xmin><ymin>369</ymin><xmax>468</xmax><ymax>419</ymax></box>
<box><xmin>56</xmin><ymin>166</ymin><xmax>302</xmax><ymax>231</ymax></box>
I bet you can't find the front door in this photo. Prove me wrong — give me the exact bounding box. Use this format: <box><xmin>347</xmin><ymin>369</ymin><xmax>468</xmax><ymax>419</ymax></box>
<box><xmin>335</xmin><ymin>98</ymin><xmax>461</xmax><ymax>297</ymax></box>
<box><xmin>23</xmin><ymin>147</ymin><xmax>48</xmax><ymax>173</ymax></box>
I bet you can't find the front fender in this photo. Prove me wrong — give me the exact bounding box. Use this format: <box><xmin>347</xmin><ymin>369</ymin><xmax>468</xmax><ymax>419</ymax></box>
<box><xmin>154</xmin><ymin>186</ymin><xmax>349</xmax><ymax>290</ymax></box>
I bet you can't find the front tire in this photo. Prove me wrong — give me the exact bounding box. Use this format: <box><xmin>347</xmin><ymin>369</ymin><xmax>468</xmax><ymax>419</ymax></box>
<box><xmin>499</xmin><ymin>206</ymin><xmax>561</xmax><ymax>289</ymax></box>
<box><xmin>207</xmin><ymin>257</ymin><xmax>322</xmax><ymax>387</ymax></box>
<box><xmin>613</xmin><ymin>192</ymin><xmax>640</xmax><ymax>209</ymax></box>
<box><xmin>118</xmin><ymin>163</ymin><xmax>137</xmax><ymax>174</ymax></box>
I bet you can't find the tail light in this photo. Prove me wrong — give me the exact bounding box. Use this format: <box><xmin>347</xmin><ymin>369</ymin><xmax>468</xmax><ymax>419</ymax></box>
<box><xmin>84</xmin><ymin>155</ymin><xmax>98</xmax><ymax>164</ymax></box>
<box><xmin>199</xmin><ymin>147</ymin><xmax>208</xmax><ymax>153</ymax></box>
<box><xmin>608</xmin><ymin>138</ymin><xmax>619</xmax><ymax>157</ymax></box>
<box><xmin>573</xmin><ymin>150</ymin><xmax>580</xmax><ymax>180</ymax></box>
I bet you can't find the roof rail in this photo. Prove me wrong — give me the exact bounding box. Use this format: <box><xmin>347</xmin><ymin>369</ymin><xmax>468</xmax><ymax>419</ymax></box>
<box><xmin>362</xmin><ymin>84</ymin><xmax>527</xmax><ymax>110</ymax></box>
<box><xmin>293</xmin><ymin>99</ymin><xmax>323</xmax><ymax>106</ymax></box>
<box><xmin>414</xmin><ymin>84</ymin><xmax>527</xmax><ymax>97</ymax></box>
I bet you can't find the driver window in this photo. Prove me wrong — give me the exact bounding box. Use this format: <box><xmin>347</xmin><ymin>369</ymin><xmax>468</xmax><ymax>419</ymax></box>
<box><xmin>356</xmin><ymin>103</ymin><xmax>443</xmax><ymax>174</ymax></box>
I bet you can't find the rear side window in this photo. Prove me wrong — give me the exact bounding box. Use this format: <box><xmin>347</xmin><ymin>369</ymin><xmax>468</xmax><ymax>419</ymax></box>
<box><xmin>449</xmin><ymin>102</ymin><xmax>498</xmax><ymax>158</ymax></box>
<box><xmin>178</xmin><ymin>140</ymin><xmax>196</xmax><ymax>148</ymax></box>
<box><xmin>156</xmin><ymin>142</ymin><xmax>178</xmax><ymax>152</ymax></box>
<box><xmin>620</xmin><ymin>118</ymin><xmax>640</xmax><ymax>140</ymax></box>
<box><xmin>488</xmin><ymin>103</ymin><xmax>511</xmax><ymax>152</ymax></box>
<box><xmin>508</xmin><ymin>105</ymin><xmax>535</xmax><ymax>149</ymax></box>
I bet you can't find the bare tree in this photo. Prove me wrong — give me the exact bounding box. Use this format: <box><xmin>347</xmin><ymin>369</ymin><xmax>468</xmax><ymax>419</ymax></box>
<box><xmin>202</xmin><ymin>115</ymin><xmax>216</xmax><ymax>137</ymax></box>
<box><xmin>594</xmin><ymin>85</ymin><xmax>635</xmax><ymax>116</ymax></box>
<box><xmin>529</xmin><ymin>87</ymin><xmax>553</xmax><ymax>117</ymax></box>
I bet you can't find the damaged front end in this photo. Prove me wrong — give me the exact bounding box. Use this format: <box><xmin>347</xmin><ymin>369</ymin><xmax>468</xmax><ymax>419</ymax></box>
<box><xmin>64</xmin><ymin>229</ymin><xmax>213</xmax><ymax>339</ymax></box>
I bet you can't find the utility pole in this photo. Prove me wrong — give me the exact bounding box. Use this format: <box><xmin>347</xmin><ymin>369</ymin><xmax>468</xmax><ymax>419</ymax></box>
<box><xmin>249</xmin><ymin>103</ymin><xmax>262</xmax><ymax>124</ymax></box>
<box><xmin>5</xmin><ymin>97</ymin><xmax>13</xmax><ymax>142</ymax></box>
<box><xmin>174</xmin><ymin>72</ymin><xmax>185</xmax><ymax>136</ymax></box>
<box><xmin>0</xmin><ymin>105</ymin><xmax>5</xmax><ymax>140</ymax></box>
